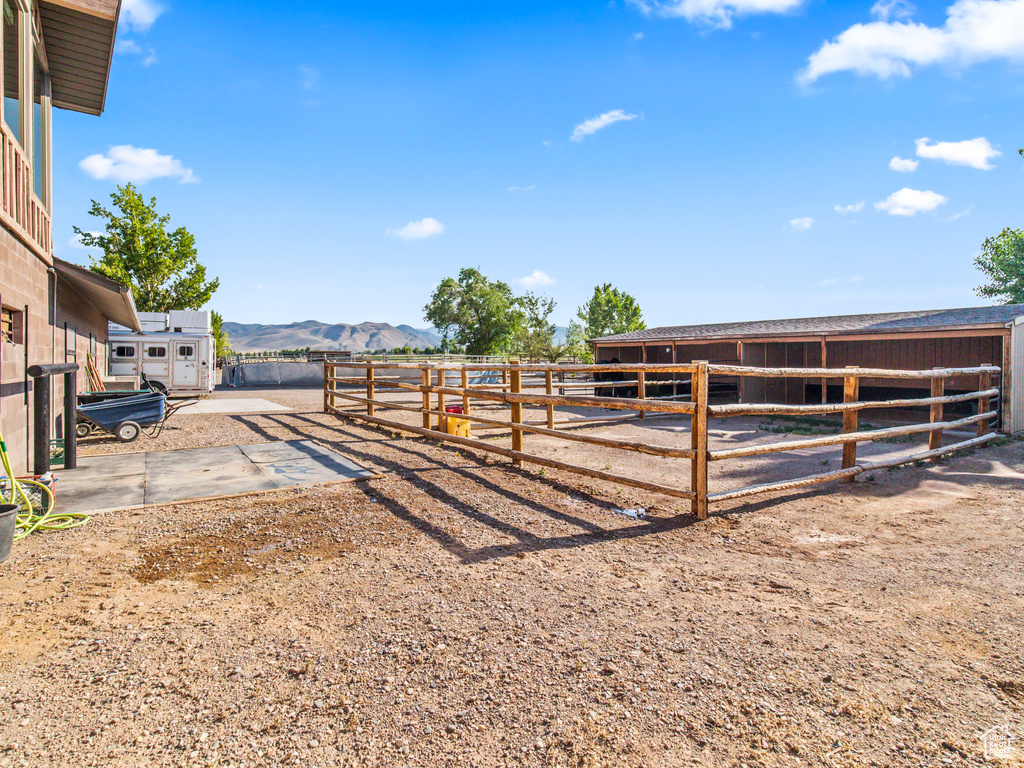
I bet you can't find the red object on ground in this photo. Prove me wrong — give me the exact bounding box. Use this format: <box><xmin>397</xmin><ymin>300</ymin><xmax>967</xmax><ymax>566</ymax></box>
<box><xmin>445</xmin><ymin>406</ymin><xmax>463</xmax><ymax>414</ymax></box>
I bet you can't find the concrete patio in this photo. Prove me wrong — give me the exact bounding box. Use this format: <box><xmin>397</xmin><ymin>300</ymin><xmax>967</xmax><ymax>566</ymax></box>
<box><xmin>56</xmin><ymin>440</ymin><xmax>379</xmax><ymax>514</ymax></box>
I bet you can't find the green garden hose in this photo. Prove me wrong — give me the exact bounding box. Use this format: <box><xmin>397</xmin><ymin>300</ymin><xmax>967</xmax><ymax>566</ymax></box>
<box><xmin>0</xmin><ymin>431</ymin><xmax>89</xmax><ymax>542</ymax></box>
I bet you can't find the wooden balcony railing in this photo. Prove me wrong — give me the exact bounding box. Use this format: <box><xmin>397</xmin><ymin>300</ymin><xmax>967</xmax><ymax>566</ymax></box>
<box><xmin>0</xmin><ymin>121</ymin><xmax>51</xmax><ymax>259</ymax></box>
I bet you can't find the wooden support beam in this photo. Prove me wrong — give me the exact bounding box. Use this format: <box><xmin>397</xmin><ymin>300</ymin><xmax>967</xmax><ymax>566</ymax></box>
<box><xmin>978</xmin><ymin>367</ymin><xmax>992</xmax><ymax>437</ymax></box>
<box><xmin>545</xmin><ymin>370</ymin><xmax>554</xmax><ymax>430</ymax></box>
<box><xmin>691</xmin><ymin>361</ymin><xmax>709</xmax><ymax>520</ymax></box>
<box><xmin>510</xmin><ymin>363</ymin><xmax>523</xmax><ymax>465</ymax></box>
<box><xmin>637</xmin><ymin>370</ymin><xmax>646</xmax><ymax>420</ymax></box>
<box><xmin>421</xmin><ymin>368</ymin><xmax>431</xmax><ymax>430</ymax></box>
<box><xmin>366</xmin><ymin>366</ymin><xmax>375</xmax><ymax>417</ymax></box>
<box><xmin>929</xmin><ymin>372</ymin><xmax>945</xmax><ymax>454</ymax></box>
<box><xmin>461</xmin><ymin>369</ymin><xmax>471</xmax><ymax>416</ymax></box>
<box><xmin>841</xmin><ymin>367</ymin><xmax>859</xmax><ymax>482</ymax></box>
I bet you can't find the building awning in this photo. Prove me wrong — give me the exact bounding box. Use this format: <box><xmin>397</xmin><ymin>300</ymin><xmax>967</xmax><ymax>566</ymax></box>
<box><xmin>53</xmin><ymin>257</ymin><xmax>141</xmax><ymax>332</ymax></box>
<box><xmin>38</xmin><ymin>0</ymin><xmax>121</xmax><ymax>116</ymax></box>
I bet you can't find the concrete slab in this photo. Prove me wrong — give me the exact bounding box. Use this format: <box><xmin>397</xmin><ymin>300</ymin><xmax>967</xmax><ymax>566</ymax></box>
<box><xmin>54</xmin><ymin>440</ymin><xmax>379</xmax><ymax>515</ymax></box>
<box><xmin>174</xmin><ymin>398</ymin><xmax>291</xmax><ymax>415</ymax></box>
<box><xmin>238</xmin><ymin>440</ymin><xmax>336</xmax><ymax>463</ymax></box>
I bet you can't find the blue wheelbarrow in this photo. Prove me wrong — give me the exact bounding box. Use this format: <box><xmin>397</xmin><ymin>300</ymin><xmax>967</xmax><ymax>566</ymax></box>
<box><xmin>76</xmin><ymin>392</ymin><xmax>194</xmax><ymax>442</ymax></box>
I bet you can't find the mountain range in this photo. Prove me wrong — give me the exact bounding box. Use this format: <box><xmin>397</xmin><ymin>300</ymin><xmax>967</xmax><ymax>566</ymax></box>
<box><xmin>222</xmin><ymin>321</ymin><xmax>442</xmax><ymax>352</ymax></box>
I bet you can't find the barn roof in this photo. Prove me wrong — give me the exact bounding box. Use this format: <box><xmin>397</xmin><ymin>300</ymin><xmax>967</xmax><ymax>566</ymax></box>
<box><xmin>592</xmin><ymin>304</ymin><xmax>1024</xmax><ymax>344</ymax></box>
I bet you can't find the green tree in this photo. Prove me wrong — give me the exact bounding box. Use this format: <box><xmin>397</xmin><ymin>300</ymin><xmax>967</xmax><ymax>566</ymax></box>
<box><xmin>423</xmin><ymin>268</ymin><xmax>519</xmax><ymax>355</ymax></box>
<box><xmin>577</xmin><ymin>284</ymin><xmax>645</xmax><ymax>337</ymax></box>
<box><xmin>564</xmin><ymin>321</ymin><xmax>592</xmax><ymax>363</ymax></box>
<box><xmin>74</xmin><ymin>183</ymin><xmax>219</xmax><ymax>312</ymax></box>
<box><xmin>975</xmin><ymin>227</ymin><xmax>1024</xmax><ymax>305</ymax></box>
<box><xmin>210</xmin><ymin>311</ymin><xmax>232</xmax><ymax>358</ymax></box>
<box><xmin>513</xmin><ymin>291</ymin><xmax>561</xmax><ymax>361</ymax></box>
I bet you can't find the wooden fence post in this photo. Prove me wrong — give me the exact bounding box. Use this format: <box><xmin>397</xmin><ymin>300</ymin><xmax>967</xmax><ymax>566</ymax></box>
<box><xmin>691</xmin><ymin>361</ymin><xmax>709</xmax><ymax>520</ymax></box>
<box><xmin>421</xmin><ymin>367</ymin><xmax>431</xmax><ymax>429</ymax></box>
<box><xmin>545</xmin><ymin>370</ymin><xmax>554</xmax><ymax>430</ymax></box>
<box><xmin>841</xmin><ymin>366</ymin><xmax>859</xmax><ymax>481</ymax></box>
<box><xmin>437</xmin><ymin>369</ymin><xmax>446</xmax><ymax>428</ymax></box>
<box><xmin>510</xmin><ymin>361</ymin><xmax>523</xmax><ymax>465</ymax></box>
<box><xmin>637</xmin><ymin>370</ymin><xmax>646</xmax><ymax>420</ymax></box>
<box><xmin>323</xmin><ymin>363</ymin><xmax>331</xmax><ymax>412</ymax></box>
<box><xmin>929</xmin><ymin>369</ymin><xmax>945</xmax><ymax>455</ymax></box>
<box><xmin>461</xmin><ymin>368</ymin><xmax>471</xmax><ymax>416</ymax></box>
<box><xmin>366</xmin><ymin>366</ymin><xmax>375</xmax><ymax>417</ymax></box>
<box><xmin>978</xmin><ymin>367</ymin><xmax>992</xmax><ymax>436</ymax></box>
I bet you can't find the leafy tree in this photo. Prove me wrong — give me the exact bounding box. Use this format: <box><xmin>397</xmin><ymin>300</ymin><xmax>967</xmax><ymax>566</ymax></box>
<box><xmin>577</xmin><ymin>284</ymin><xmax>645</xmax><ymax>338</ymax></box>
<box><xmin>210</xmin><ymin>311</ymin><xmax>232</xmax><ymax>358</ymax></box>
<box><xmin>513</xmin><ymin>291</ymin><xmax>561</xmax><ymax>361</ymax></box>
<box><xmin>74</xmin><ymin>183</ymin><xmax>219</xmax><ymax>312</ymax></box>
<box><xmin>975</xmin><ymin>227</ymin><xmax>1024</xmax><ymax>305</ymax></box>
<box><xmin>564</xmin><ymin>321</ymin><xmax>593</xmax><ymax>363</ymax></box>
<box><xmin>424</xmin><ymin>268</ymin><xmax>519</xmax><ymax>355</ymax></box>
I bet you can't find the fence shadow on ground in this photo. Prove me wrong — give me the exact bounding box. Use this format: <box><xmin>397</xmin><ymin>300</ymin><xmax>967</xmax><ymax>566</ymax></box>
<box><xmin>228</xmin><ymin>412</ymin><xmax>700</xmax><ymax>564</ymax></box>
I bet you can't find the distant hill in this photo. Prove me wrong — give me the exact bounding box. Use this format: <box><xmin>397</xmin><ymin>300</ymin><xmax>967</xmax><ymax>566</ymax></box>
<box><xmin>223</xmin><ymin>321</ymin><xmax>442</xmax><ymax>353</ymax></box>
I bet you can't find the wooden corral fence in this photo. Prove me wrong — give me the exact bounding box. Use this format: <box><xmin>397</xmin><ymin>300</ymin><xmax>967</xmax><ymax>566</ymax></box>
<box><xmin>323</xmin><ymin>361</ymin><xmax>1001</xmax><ymax>519</ymax></box>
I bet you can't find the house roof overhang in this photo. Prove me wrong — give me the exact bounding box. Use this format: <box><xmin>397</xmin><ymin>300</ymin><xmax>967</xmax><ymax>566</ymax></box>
<box><xmin>38</xmin><ymin>0</ymin><xmax>120</xmax><ymax>116</ymax></box>
<box><xmin>53</xmin><ymin>257</ymin><xmax>141</xmax><ymax>332</ymax></box>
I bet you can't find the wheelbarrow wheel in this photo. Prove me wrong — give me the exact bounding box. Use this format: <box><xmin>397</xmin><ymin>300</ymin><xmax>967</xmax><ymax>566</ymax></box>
<box><xmin>76</xmin><ymin>422</ymin><xmax>94</xmax><ymax>439</ymax></box>
<box><xmin>115</xmin><ymin>421</ymin><xmax>141</xmax><ymax>443</ymax></box>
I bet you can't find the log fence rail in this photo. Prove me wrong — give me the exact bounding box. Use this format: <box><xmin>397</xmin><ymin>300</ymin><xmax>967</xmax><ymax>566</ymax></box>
<box><xmin>324</xmin><ymin>360</ymin><xmax>1002</xmax><ymax>519</ymax></box>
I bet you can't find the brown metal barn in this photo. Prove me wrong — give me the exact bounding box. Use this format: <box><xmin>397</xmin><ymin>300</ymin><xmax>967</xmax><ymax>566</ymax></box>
<box><xmin>592</xmin><ymin>305</ymin><xmax>1024</xmax><ymax>434</ymax></box>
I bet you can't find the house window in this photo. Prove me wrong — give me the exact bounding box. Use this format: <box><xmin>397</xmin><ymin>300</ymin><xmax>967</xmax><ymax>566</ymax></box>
<box><xmin>146</xmin><ymin>346</ymin><xmax>167</xmax><ymax>358</ymax></box>
<box><xmin>1</xmin><ymin>0</ymin><xmax>20</xmax><ymax>147</ymax></box>
<box><xmin>2</xmin><ymin>305</ymin><xmax>23</xmax><ymax>344</ymax></box>
<box><xmin>114</xmin><ymin>345</ymin><xmax>136</xmax><ymax>358</ymax></box>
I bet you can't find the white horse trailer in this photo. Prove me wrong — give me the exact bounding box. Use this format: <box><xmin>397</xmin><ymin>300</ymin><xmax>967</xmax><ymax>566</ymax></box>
<box><xmin>108</xmin><ymin>311</ymin><xmax>216</xmax><ymax>396</ymax></box>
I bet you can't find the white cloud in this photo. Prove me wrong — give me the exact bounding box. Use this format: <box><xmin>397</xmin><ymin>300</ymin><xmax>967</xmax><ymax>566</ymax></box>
<box><xmin>834</xmin><ymin>201</ymin><xmax>865</xmax><ymax>213</ymax></box>
<box><xmin>299</xmin><ymin>65</ymin><xmax>321</xmax><ymax>92</ymax></box>
<box><xmin>915</xmin><ymin>136</ymin><xmax>1000</xmax><ymax>169</ymax></box>
<box><xmin>79</xmin><ymin>145</ymin><xmax>198</xmax><ymax>184</ymax></box>
<box><xmin>517</xmin><ymin>270</ymin><xmax>555</xmax><ymax>289</ymax></box>
<box><xmin>874</xmin><ymin>187</ymin><xmax>948</xmax><ymax>216</ymax></box>
<box><xmin>115</xmin><ymin>39</ymin><xmax>142</xmax><ymax>54</ymax></box>
<box><xmin>142</xmin><ymin>49</ymin><xmax>158</xmax><ymax>67</ymax></box>
<box><xmin>120</xmin><ymin>0</ymin><xmax>164</xmax><ymax>32</ymax></box>
<box><xmin>570</xmin><ymin>110</ymin><xmax>639</xmax><ymax>142</ymax></box>
<box><xmin>818</xmin><ymin>277</ymin><xmax>840</xmax><ymax>287</ymax></box>
<box><xmin>946</xmin><ymin>205</ymin><xmax>973</xmax><ymax>220</ymax></box>
<box><xmin>68</xmin><ymin>232</ymin><xmax>102</xmax><ymax>250</ymax></box>
<box><xmin>507</xmin><ymin>185</ymin><xmax>536</xmax><ymax>192</ymax></box>
<box><xmin>387</xmin><ymin>218</ymin><xmax>445</xmax><ymax>241</ymax></box>
<box><xmin>871</xmin><ymin>0</ymin><xmax>915</xmax><ymax>21</ymax></box>
<box><xmin>889</xmin><ymin>156</ymin><xmax>919</xmax><ymax>172</ymax></box>
<box><xmin>632</xmin><ymin>31</ymin><xmax>645</xmax><ymax>40</ymax></box>
<box><xmin>628</xmin><ymin>0</ymin><xmax>804</xmax><ymax>30</ymax></box>
<box><xmin>789</xmin><ymin>216</ymin><xmax>814</xmax><ymax>230</ymax></box>
<box><xmin>799</xmin><ymin>0</ymin><xmax>1024</xmax><ymax>84</ymax></box>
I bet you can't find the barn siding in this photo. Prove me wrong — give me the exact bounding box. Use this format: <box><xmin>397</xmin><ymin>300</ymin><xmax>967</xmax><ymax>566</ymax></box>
<box><xmin>1011</xmin><ymin>319</ymin><xmax>1024</xmax><ymax>433</ymax></box>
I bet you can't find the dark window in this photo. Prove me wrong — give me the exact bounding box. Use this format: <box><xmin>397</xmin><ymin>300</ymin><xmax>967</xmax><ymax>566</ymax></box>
<box><xmin>146</xmin><ymin>346</ymin><xmax>167</xmax><ymax>358</ymax></box>
<box><xmin>1</xmin><ymin>305</ymin><xmax>22</xmax><ymax>344</ymax></box>
<box><xmin>178</xmin><ymin>345</ymin><xmax>194</xmax><ymax>357</ymax></box>
<box><xmin>114</xmin><ymin>345</ymin><xmax>136</xmax><ymax>358</ymax></box>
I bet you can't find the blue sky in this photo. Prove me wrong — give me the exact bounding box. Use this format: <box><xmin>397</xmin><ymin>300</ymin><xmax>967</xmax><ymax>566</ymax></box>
<box><xmin>55</xmin><ymin>0</ymin><xmax>1024</xmax><ymax>329</ymax></box>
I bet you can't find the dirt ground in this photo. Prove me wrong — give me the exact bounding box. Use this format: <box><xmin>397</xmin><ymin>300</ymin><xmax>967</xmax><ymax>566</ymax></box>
<box><xmin>1</xmin><ymin>385</ymin><xmax>1022</xmax><ymax>767</ymax></box>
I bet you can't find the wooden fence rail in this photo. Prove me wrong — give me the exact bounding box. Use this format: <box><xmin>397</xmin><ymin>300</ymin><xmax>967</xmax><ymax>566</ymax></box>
<box><xmin>324</xmin><ymin>361</ymin><xmax>1002</xmax><ymax>519</ymax></box>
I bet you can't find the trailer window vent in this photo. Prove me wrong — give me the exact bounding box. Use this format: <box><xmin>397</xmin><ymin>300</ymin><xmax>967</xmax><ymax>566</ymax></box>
<box><xmin>114</xmin><ymin>345</ymin><xmax>136</xmax><ymax>358</ymax></box>
<box><xmin>146</xmin><ymin>347</ymin><xmax>167</xmax><ymax>358</ymax></box>
<box><xmin>178</xmin><ymin>345</ymin><xmax>195</xmax><ymax>357</ymax></box>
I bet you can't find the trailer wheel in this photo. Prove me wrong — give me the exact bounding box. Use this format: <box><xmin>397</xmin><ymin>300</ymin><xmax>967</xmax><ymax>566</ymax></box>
<box><xmin>115</xmin><ymin>421</ymin><xmax>141</xmax><ymax>443</ymax></box>
<box><xmin>76</xmin><ymin>422</ymin><xmax>93</xmax><ymax>439</ymax></box>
